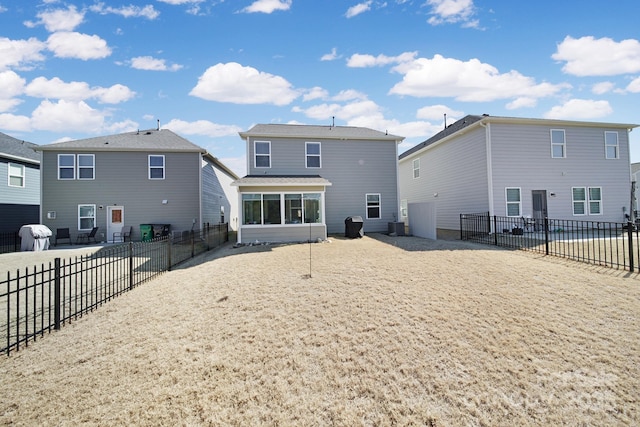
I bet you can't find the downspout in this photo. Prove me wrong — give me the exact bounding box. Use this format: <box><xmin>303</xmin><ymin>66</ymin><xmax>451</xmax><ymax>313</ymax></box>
<box><xmin>198</xmin><ymin>153</ymin><xmax>203</xmax><ymax>230</ymax></box>
<box><xmin>394</xmin><ymin>139</ymin><xmax>401</xmax><ymax>223</ymax></box>
<box><xmin>480</xmin><ymin>121</ymin><xmax>494</xmax><ymax>220</ymax></box>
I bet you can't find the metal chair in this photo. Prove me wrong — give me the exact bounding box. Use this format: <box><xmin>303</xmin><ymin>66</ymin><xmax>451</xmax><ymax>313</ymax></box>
<box><xmin>54</xmin><ymin>228</ymin><xmax>72</xmax><ymax>246</ymax></box>
<box><xmin>113</xmin><ymin>225</ymin><xmax>132</xmax><ymax>243</ymax></box>
<box><xmin>76</xmin><ymin>227</ymin><xmax>99</xmax><ymax>244</ymax></box>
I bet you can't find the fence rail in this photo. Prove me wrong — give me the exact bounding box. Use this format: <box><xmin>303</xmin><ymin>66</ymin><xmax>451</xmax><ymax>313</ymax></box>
<box><xmin>0</xmin><ymin>232</ymin><xmax>19</xmax><ymax>255</ymax></box>
<box><xmin>1</xmin><ymin>223</ymin><xmax>228</xmax><ymax>355</ymax></box>
<box><xmin>460</xmin><ymin>213</ymin><xmax>639</xmax><ymax>272</ymax></box>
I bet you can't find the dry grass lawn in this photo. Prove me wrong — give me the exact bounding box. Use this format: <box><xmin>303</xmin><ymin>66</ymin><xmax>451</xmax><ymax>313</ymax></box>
<box><xmin>0</xmin><ymin>234</ymin><xmax>639</xmax><ymax>426</ymax></box>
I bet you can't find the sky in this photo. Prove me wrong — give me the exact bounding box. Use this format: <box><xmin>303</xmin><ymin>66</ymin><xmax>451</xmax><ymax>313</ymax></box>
<box><xmin>1</xmin><ymin>0</ymin><xmax>640</xmax><ymax>177</ymax></box>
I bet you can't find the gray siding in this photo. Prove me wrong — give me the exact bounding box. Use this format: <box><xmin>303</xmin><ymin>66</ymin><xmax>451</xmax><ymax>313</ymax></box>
<box><xmin>40</xmin><ymin>151</ymin><xmax>202</xmax><ymax>242</ymax></box>
<box><xmin>399</xmin><ymin>126</ymin><xmax>489</xmax><ymax>231</ymax></box>
<box><xmin>0</xmin><ymin>159</ymin><xmax>40</xmax><ymax>205</ymax></box>
<box><xmin>489</xmin><ymin>123</ymin><xmax>631</xmax><ymax>222</ymax></box>
<box><xmin>202</xmin><ymin>159</ymin><xmax>235</xmax><ymax>228</ymax></box>
<box><xmin>248</xmin><ymin>137</ymin><xmax>399</xmax><ymax>234</ymax></box>
<box><xmin>240</xmin><ymin>224</ymin><xmax>326</xmax><ymax>244</ymax></box>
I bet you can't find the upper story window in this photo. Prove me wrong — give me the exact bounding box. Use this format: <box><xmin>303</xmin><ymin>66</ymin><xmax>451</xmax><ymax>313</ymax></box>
<box><xmin>78</xmin><ymin>154</ymin><xmax>95</xmax><ymax>180</ymax></box>
<box><xmin>505</xmin><ymin>187</ymin><xmax>521</xmax><ymax>217</ymax></box>
<box><xmin>413</xmin><ymin>158</ymin><xmax>420</xmax><ymax>178</ymax></box>
<box><xmin>149</xmin><ymin>155</ymin><xmax>165</xmax><ymax>179</ymax></box>
<box><xmin>58</xmin><ymin>154</ymin><xmax>75</xmax><ymax>179</ymax></box>
<box><xmin>255</xmin><ymin>141</ymin><xmax>271</xmax><ymax>168</ymax></box>
<box><xmin>605</xmin><ymin>131</ymin><xmax>619</xmax><ymax>159</ymax></box>
<box><xmin>366</xmin><ymin>193</ymin><xmax>381</xmax><ymax>219</ymax></box>
<box><xmin>550</xmin><ymin>129</ymin><xmax>566</xmax><ymax>158</ymax></box>
<box><xmin>8</xmin><ymin>163</ymin><xmax>25</xmax><ymax>187</ymax></box>
<box><xmin>306</xmin><ymin>142</ymin><xmax>321</xmax><ymax>168</ymax></box>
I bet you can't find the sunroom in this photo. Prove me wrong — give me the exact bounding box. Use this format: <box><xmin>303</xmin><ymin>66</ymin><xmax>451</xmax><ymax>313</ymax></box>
<box><xmin>232</xmin><ymin>176</ymin><xmax>332</xmax><ymax>244</ymax></box>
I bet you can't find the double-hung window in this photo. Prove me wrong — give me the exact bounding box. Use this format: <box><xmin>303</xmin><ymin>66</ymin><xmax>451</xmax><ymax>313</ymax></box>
<box><xmin>78</xmin><ymin>204</ymin><xmax>96</xmax><ymax>231</ymax></box>
<box><xmin>366</xmin><ymin>193</ymin><xmax>381</xmax><ymax>219</ymax></box>
<box><xmin>8</xmin><ymin>163</ymin><xmax>25</xmax><ymax>187</ymax></box>
<box><xmin>605</xmin><ymin>131</ymin><xmax>619</xmax><ymax>159</ymax></box>
<box><xmin>588</xmin><ymin>187</ymin><xmax>602</xmax><ymax>215</ymax></box>
<box><xmin>58</xmin><ymin>154</ymin><xmax>75</xmax><ymax>179</ymax></box>
<box><xmin>306</xmin><ymin>142</ymin><xmax>321</xmax><ymax>168</ymax></box>
<box><xmin>78</xmin><ymin>154</ymin><xmax>95</xmax><ymax>179</ymax></box>
<box><xmin>572</xmin><ymin>187</ymin><xmax>602</xmax><ymax>215</ymax></box>
<box><xmin>149</xmin><ymin>155</ymin><xmax>165</xmax><ymax>179</ymax></box>
<box><xmin>413</xmin><ymin>158</ymin><xmax>420</xmax><ymax>178</ymax></box>
<box><xmin>255</xmin><ymin>141</ymin><xmax>271</xmax><ymax>168</ymax></box>
<box><xmin>506</xmin><ymin>187</ymin><xmax>521</xmax><ymax>217</ymax></box>
<box><xmin>551</xmin><ymin>129</ymin><xmax>566</xmax><ymax>158</ymax></box>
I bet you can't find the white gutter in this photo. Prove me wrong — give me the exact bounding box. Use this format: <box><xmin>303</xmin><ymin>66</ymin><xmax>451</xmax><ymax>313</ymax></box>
<box><xmin>480</xmin><ymin>121</ymin><xmax>494</xmax><ymax>218</ymax></box>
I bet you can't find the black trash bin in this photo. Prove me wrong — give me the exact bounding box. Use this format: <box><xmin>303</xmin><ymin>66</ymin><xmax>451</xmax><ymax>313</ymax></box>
<box><xmin>345</xmin><ymin>216</ymin><xmax>364</xmax><ymax>238</ymax></box>
<box><xmin>152</xmin><ymin>224</ymin><xmax>171</xmax><ymax>238</ymax></box>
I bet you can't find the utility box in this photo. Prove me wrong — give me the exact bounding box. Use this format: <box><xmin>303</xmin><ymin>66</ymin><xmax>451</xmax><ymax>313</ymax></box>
<box><xmin>388</xmin><ymin>221</ymin><xmax>405</xmax><ymax>236</ymax></box>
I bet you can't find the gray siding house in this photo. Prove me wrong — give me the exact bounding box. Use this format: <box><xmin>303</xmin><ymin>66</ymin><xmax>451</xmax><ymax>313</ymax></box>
<box><xmin>0</xmin><ymin>132</ymin><xmax>41</xmax><ymax>233</ymax></box>
<box><xmin>233</xmin><ymin>124</ymin><xmax>404</xmax><ymax>244</ymax></box>
<box><xmin>399</xmin><ymin>115</ymin><xmax>638</xmax><ymax>237</ymax></box>
<box><xmin>36</xmin><ymin>129</ymin><xmax>237</xmax><ymax>243</ymax></box>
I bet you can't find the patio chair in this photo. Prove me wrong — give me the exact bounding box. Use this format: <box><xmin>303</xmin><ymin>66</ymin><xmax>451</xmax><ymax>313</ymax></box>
<box><xmin>76</xmin><ymin>227</ymin><xmax>99</xmax><ymax>244</ymax></box>
<box><xmin>113</xmin><ymin>225</ymin><xmax>132</xmax><ymax>243</ymax></box>
<box><xmin>54</xmin><ymin>228</ymin><xmax>72</xmax><ymax>246</ymax></box>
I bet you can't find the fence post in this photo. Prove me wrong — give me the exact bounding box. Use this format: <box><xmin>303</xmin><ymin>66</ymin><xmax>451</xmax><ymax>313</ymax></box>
<box><xmin>167</xmin><ymin>236</ymin><xmax>172</xmax><ymax>272</ymax></box>
<box><xmin>493</xmin><ymin>215</ymin><xmax>498</xmax><ymax>246</ymax></box>
<box><xmin>544</xmin><ymin>217</ymin><xmax>550</xmax><ymax>255</ymax></box>
<box><xmin>628</xmin><ymin>221</ymin><xmax>635</xmax><ymax>272</ymax></box>
<box><xmin>128</xmin><ymin>242</ymin><xmax>134</xmax><ymax>290</ymax></box>
<box><xmin>459</xmin><ymin>214</ymin><xmax>463</xmax><ymax>240</ymax></box>
<box><xmin>191</xmin><ymin>230</ymin><xmax>195</xmax><ymax>258</ymax></box>
<box><xmin>54</xmin><ymin>258</ymin><xmax>61</xmax><ymax>330</ymax></box>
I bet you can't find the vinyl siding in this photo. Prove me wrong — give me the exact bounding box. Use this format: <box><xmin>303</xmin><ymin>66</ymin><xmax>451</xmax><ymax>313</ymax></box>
<box><xmin>247</xmin><ymin>137</ymin><xmax>399</xmax><ymax>234</ymax></box>
<box><xmin>40</xmin><ymin>151</ymin><xmax>202</xmax><ymax>242</ymax></box>
<box><xmin>202</xmin><ymin>158</ymin><xmax>237</xmax><ymax>229</ymax></box>
<box><xmin>240</xmin><ymin>224</ymin><xmax>326</xmax><ymax>243</ymax></box>
<box><xmin>0</xmin><ymin>159</ymin><xmax>40</xmax><ymax>205</ymax></box>
<box><xmin>489</xmin><ymin>123</ymin><xmax>631</xmax><ymax>222</ymax></box>
<box><xmin>399</xmin><ymin>126</ymin><xmax>489</xmax><ymax>231</ymax></box>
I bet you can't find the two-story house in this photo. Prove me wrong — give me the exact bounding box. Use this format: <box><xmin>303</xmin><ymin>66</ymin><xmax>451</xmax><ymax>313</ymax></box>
<box><xmin>35</xmin><ymin>128</ymin><xmax>238</xmax><ymax>243</ymax></box>
<box><xmin>0</xmin><ymin>132</ymin><xmax>41</xmax><ymax>233</ymax></box>
<box><xmin>233</xmin><ymin>124</ymin><xmax>404</xmax><ymax>244</ymax></box>
<box><xmin>399</xmin><ymin>114</ymin><xmax>638</xmax><ymax>238</ymax></box>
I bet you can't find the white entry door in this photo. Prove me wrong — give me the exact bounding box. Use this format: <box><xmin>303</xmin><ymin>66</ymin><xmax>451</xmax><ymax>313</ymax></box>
<box><xmin>107</xmin><ymin>206</ymin><xmax>124</xmax><ymax>243</ymax></box>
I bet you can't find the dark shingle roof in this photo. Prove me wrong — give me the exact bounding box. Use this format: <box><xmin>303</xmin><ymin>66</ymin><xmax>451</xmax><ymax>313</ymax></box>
<box><xmin>239</xmin><ymin>124</ymin><xmax>403</xmax><ymax>142</ymax></box>
<box><xmin>35</xmin><ymin>129</ymin><xmax>206</xmax><ymax>153</ymax></box>
<box><xmin>0</xmin><ymin>132</ymin><xmax>40</xmax><ymax>164</ymax></box>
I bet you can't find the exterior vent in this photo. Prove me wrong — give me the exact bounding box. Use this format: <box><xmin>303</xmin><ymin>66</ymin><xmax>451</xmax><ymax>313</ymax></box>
<box><xmin>47</xmin><ymin>211</ymin><xmax>56</xmax><ymax>219</ymax></box>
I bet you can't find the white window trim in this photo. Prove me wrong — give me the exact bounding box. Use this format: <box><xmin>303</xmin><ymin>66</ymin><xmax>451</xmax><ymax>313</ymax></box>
<box><xmin>505</xmin><ymin>187</ymin><xmax>521</xmax><ymax>217</ymax></box>
<box><xmin>550</xmin><ymin>129</ymin><xmax>566</xmax><ymax>159</ymax></box>
<box><xmin>572</xmin><ymin>187</ymin><xmax>586</xmax><ymax>216</ymax></box>
<box><xmin>241</xmin><ymin>191</ymin><xmax>325</xmax><ymax>226</ymax></box>
<box><xmin>8</xmin><ymin>162</ymin><xmax>25</xmax><ymax>188</ymax></box>
<box><xmin>605</xmin><ymin>131</ymin><xmax>619</xmax><ymax>160</ymax></box>
<box><xmin>148</xmin><ymin>155</ymin><xmax>165</xmax><ymax>180</ymax></box>
<box><xmin>588</xmin><ymin>187</ymin><xmax>603</xmax><ymax>215</ymax></box>
<box><xmin>366</xmin><ymin>193</ymin><xmax>381</xmax><ymax>220</ymax></box>
<box><xmin>78</xmin><ymin>204</ymin><xmax>96</xmax><ymax>231</ymax></box>
<box><xmin>77</xmin><ymin>154</ymin><xmax>95</xmax><ymax>180</ymax></box>
<box><xmin>254</xmin><ymin>141</ymin><xmax>271</xmax><ymax>169</ymax></box>
<box><xmin>413</xmin><ymin>158</ymin><xmax>420</xmax><ymax>179</ymax></box>
<box><xmin>572</xmin><ymin>186</ymin><xmax>603</xmax><ymax>216</ymax></box>
<box><xmin>305</xmin><ymin>142</ymin><xmax>321</xmax><ymax>168</ymax></box>
<box><xmin>58</xmin><ymin>154</ymin><xmax>75</xmax><ymax>180</ymax></box>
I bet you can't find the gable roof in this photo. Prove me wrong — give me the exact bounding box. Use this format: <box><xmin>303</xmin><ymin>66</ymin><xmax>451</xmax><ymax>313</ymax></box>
<box><xmin>399</xmin><ymin>114</ymin><xmax>639</xmax><ymax>161</ymax></box>
<box><xmin>35</xmin><ymin>129</ymin><xmax>206</xmax><ymax>153</ymax></box>
<box><xmin>239</xmin><ymin>124</ymin><xmax>404</xmax><ymax>142</ymax></box>
<box><xmin>0</xmin><ymin>132</ymin><xmax>40</xmax><ymax>164</ymax></box>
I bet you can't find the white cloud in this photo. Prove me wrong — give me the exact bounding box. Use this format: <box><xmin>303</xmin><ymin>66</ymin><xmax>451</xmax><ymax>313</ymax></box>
<box><xmin>0</xmin><ymin>37</ymin><xmax>46</xmax><ymax>71</ymax></box>
<box><xmin>24</xmin><ymin>76</ymin><xmax>135</xmax><ymax>104</ymax></box>
<box><xmin>241</xmin><ymin>0</ymin><xmax>292</xmax><ymax>14</ymax></box>
<box><xmin>552</xmin><ymin>36</ymin><xmax>640</xmax><ymax>77</ymax></box>
<box><xmin>592</xmin><ymin>81</ymin><xmax>615</xmax><ymax>95</ymax></box>
<box><xmin>190</xmin><ymin>62</ymin><xmax>299</xmax><ymax>106</ymax></box>
<box><xmin>130</xmin><ymin>56</ymin><xmax>183</xmax><ymax>71</ymax></box>
<box><xmin>163</xmin><ymin>119</ymin><xmax>243</xmax><ymax>137</ymax></box>
<box><xmin>332</xmin><ymin>89</ymin><xmax>368</xmax><ymax>102</ymax></box>
<box><xmin>345</xmin><ymin>1</ymin><xmax>372</xmax><ymax>18</ymax></box>
<box><xmin>321</xmin><ymin>48</ymin><xmax>340</xmax><ymax>61</ymax></box>
<box><xmin>47</xmin><ymin>32</ymin><xmax>112</xmax><ymax>60</ymax></box>
<box><xmin>0</xmin><ymin>113</ymin><xmax>31</xmax><ymax>131</ymax></box>
<box><xmin>505</xmin><ymin>97</ymin><xmax>537</xmax><ymax>110</ymax></box>
<box><xmin>544</xmin><ymin>99</ymin><xmax>613</xmax><ymax>120</ymax></box>
<box><xmin>0</xmin><ymin>70</ymin><xmax>26</xmax><ymax>101</ymax></box>
<box><xmin>303</xmin><ymin>87</ymin><xmax>329</xmax><ymax>101</ymax></box>
<box><xmin>627</xmin><ymin>77</ymin><xmax>640</xmax><ymax>93</ymax></box>
<box><xmin>27</xmin><ymin>5</ymin><xmax>85</xmax><ymax>32</ymax></box>
<box><xmin>389</xmin><ymin>54</ymin><xmax>569</xmax><ymax>102</ymax></box>
<box><xmin>416</xmin><ymin>105</ymin><xmax>464</xmax><ymax>120</ymax></box>
<box><xmin>347</xmin><ymin>51</ymin><xmax>417</xmax><ymax>68</ymax></box>
<box><xmin>31</xmin><ymin>99</ymin><xmax>106</xmax><ymax>132</ymax></box>
<box><xmin>90</xmin><ymin>3</ymin><xmax>160</xmax><ymax>20</ymax></box>
<box><xmin>426</xmin><ymin>0</ymin><xmax>477</xmax><ymax>27</ymax></box>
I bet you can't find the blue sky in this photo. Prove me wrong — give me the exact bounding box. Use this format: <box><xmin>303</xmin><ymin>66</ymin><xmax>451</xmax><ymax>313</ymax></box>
<box><xmin>1</xmin><ymin>0</ymin><xmax>640</xmax><ymax>176</ymax></box>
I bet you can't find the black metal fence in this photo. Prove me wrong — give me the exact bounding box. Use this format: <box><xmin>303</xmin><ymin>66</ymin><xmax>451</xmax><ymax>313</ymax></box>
<box><xmin>460</xmin><ymin>213</ymin><xmax>639</xmax><ymax>272</ymax></box>
<box><xmin>0</xmin><ymin>232</ymin><xmax>19</xmax><ymax>255</ymax></box>
<box><xmin>0</xmin><ymin>223</ymin><xmax>228</xmax><ymax>355</ymax></box>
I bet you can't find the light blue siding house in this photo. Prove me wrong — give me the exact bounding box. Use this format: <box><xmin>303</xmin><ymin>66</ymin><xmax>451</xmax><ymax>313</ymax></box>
<box><xmin>399</xmin><ymin>115</ymin><xmax>638</xmax><ymax>238</ymax></box>
<box><xmin>35</xmin><ymin>129</ymin><xmax>238</xmax><ymax>243</ymax></box>
<box><xmin>233</xmin><ymin>124</ymin><xmax>404</xmax><ymax>244</ymax></box>
<box><xmin>0</xmin><ymin>132</ymin><xmax>41</xmax><ymax>233</ymax></box>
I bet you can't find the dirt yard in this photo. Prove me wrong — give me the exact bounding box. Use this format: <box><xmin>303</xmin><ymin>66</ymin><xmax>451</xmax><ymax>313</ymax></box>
<box><xmin>0</xmin><ymin>234</ymin><xmax>638</xmax><ymax>426</ymax></box>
